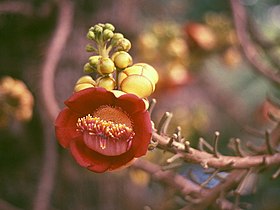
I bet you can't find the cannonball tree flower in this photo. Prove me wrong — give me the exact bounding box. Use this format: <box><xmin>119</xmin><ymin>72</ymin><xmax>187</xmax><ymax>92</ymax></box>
<box><xmin>55</xmin><ymin>87</ymin><xmax>152</xmax><ymax>173</ymax></box>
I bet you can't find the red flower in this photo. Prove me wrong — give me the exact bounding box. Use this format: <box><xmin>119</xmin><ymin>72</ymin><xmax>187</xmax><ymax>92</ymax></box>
<box><xmin>55</xmin><ymin>87</ymin><xmax>152</xmax><ymax>173</ymax></box>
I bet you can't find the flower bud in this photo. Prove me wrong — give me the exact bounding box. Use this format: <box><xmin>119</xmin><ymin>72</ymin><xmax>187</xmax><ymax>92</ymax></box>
<box><xmin>93</xmin><ymin>24</ymin><xmax>103</xmax><ymax>34</ymax></box>
<box><xmin>117</xmin><ymin>38</ymin><xmax>131</xmax><ymax>52</ymax></box>
<box><xmin>89</xmin><ymin>26</ymin><xmax>95</xmax><ymax>32</ymax></box>
<box><xmin>87</xmin><ymin>30</ymin><xmax>95</xmax><ymax>40</ymax></box>
<box><xmin>85</xmin><ymin>44</ymin><xmax>95</xmax><ymax>52</ymax></box>
<box><xmin>111</xmin><ymin>33</ymin><xmax>124</xmax><ymax>46</ymax></box>
<box><xmin>76</xmin><ymin>75</ymin><xmax>96</xmax><ymax>86</ymax></box>
<box><xmin>83</xmin><ymin>62</ymin><xmax>95</xmax><ymax>73</ymax></box>
<box><xmin>97</xmin><ymin>23</ymin><xmax>105</xmax><ymax>28</ymax></box>
<box><xmin>120</xmin><ymin>63</ymin><xmax>158</xmax><ymax>85</ymax></box>
<box><xmin>120</xmin><ymin>74</ymin><xmax>154</xmax><ymax>98</ymax></box>
<box><xmin>89</xmin><ymin>55</ymin><xmax>101</xmax><ymax>69</ymax></box>
<box><xmin>74</xmin><ymin>83</ymin><xmax>95</xmax><ymax>92</ymax></box>
<box><xmin>97</xmin><ymin>57</ymin><xmax>115</xmax><ymax>74</ymax></box>
<box><xmin>118</xmin><ymin>63</ymin><xmax>159</xmax><ymax>98</ymax></box>
<box><xmin>96</xmin><ymin>76</ymin><xmax>116</xmax><ymax>91</ymax></box>
<box><xmin>112</xmin><ymin>51</ymin><xmax>133</xmax><ymax>69</ymax></box>
<box><xmin>104</xmin><ymin>23</ymin><xmax>115</xmax><ymax>31</ymax></box>
<box><xmin>92</xmin><ymin>25</ymin><xmax>103</xmax><ymax>41</ymax></box>
<box><xmin>74</xmin><ymin>76</ymin><xmax>96</xmax><ymax>92</ymax></box>
<box><xmin>103</xmin><ymin>29</ymin><xmax>114</xmax><ymax>41</ymax></box>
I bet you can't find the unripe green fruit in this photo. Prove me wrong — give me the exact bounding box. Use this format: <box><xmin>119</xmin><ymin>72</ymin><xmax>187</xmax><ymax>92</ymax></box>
<box><xmin>112</xmin><ymin>51</ymin><xmax>133</xmax><ymax>69</ymax></box>
<box><xmin>96</xmin><ymin>76</ymin><xmax>116</xmax><ymax>91</ymax></box>
<box><xmin>97</xmin><ymin>57</ymin><xmax>115</xmax><ymax>74</ymax></box>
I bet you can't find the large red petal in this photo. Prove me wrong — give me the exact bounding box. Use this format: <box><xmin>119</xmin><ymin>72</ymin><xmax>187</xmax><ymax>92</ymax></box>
<box><xmin>108</xmin><ymin>150</ymin><xmax>135</xmax><ymax>170</ymax></box>
<box><xmin>114</xmin><ymin>93</ymin><xmax>146</xmax><ymax>115</ymax></box>
<box><xmin>55</xmin><ymin>108</ymin><xmax>82</xmax><ymax>148</ymax></box>
<box><xmin>65</xmin><ymin>88</ymin><xmax>115</xmax><ymax>114</ymax></box>
<box><xmin>69</xmin><ymin>139</ymin><xmax>111</xmax><ymax>173</ymax></box>
<box><xmin>130</xmin><ymin>111</ymin><xmax>152</xmax><ymax>157</ymax></box>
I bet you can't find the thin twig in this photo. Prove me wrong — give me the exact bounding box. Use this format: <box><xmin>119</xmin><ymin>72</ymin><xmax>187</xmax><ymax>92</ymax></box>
<box><xmin>198</xmin><ymin>137</ymin><xmax>214</xmax><ymax>153</ymax></box>
<box><xmin>133</xmin><ymin>159</ymin><xmax>202</xmax><ymax>196</ymax></box>
<box><xmin>175</xmin><ymin>126</ymin><xmax>182</xmax><ymax>142</ymax></box>
<box><xmin>157</xmin><ymin>112</ymin><xmax>173</xmax><ymax>135</ymax></box>
<box><xmin>230</xmin><ymin>138</ymin><xmax>246</xmax><ymax>157</ymax></box>
<box><xmin>265</xmin><ymin>130</ymin><xmax>274</xmax><ymax>155</ymax></box>
<box><xmin>181</xmin><ymin>170</ymin><xmax>246</xmax><ymax>210</ymax></box>
<box><xmin>41</xmin><ymin>0</ymin><xmax>74</xmax><ymax>121</ymax></box>
<box><xmin>166</xmin><ymin>153</ymin><xmax>183</xmax><ymax>164</ymax></box>
<box><xmin>200</xmin><ymin>169</ymin><xmax>220</xmax><ymax>188</ymax></box>
<box><xmin>234</xmin><ymin>168</ymin><xmax>254</xmax><ymax>196</ymax></box>
<box><xmin>213</xmin><ymin>131</ymin><xmax>220</xmax><ymax>158</ymax></box>
<box><xmin>148</xmin><ymin>98</ymin><xmax>157</xmax><ymax>114</ymax></box>
<box><xmin>33</xmin><ymin>1</ymin><xmax>74</xmax><ymax>210</ymax></box>
<box><xmin>272</xmin><ymin>166</ymin><xmax>280</xmax><ymax>179</ymax></box>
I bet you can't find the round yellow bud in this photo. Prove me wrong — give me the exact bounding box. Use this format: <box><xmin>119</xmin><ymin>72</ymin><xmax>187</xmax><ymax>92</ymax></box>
<box><xmin>96</xmin><ymin>76</ymin><xmax>116</xmax><ymax>91</ymax></box>
<box><xmin>117</xmin><ymin>38</ymin><xmax>131</xmax><ymax>52</ymax></box>
<box><xmin>97</xmin><ymin>57</ymin><xmax>115</xmax><ymax>74</ymax></box>
<box><xmin>133</xmin><ymin>63</ymin><xmax>159</xmax><ymax>84</ymax></box>
<box><xmin>74</xmin><ymin>83</ymin><xmax>95</xmax><ymax>92</ymax></box>
<box><xmin>76</xmin><ymin>75</ymin><xmax>96</xmax><ymax>86</ymax></box>
<box><xmin>120</xmin><ymin>74</ymin><xmax>154</xmax><ymax>98</ymax></box>
<box><xmin>112</xmin><ymin>51</ymin><xmax>133</xmax><ymax>69</ymax></box>
<box><xmin>83</xmin><ymin>62</ymin><xmax>95</xmax><ymax>73</ymax></box>
<box><xmin>118</xmin><ymin>63</ymin><xmax>159</xmax><ymax>90</ymax></box>
<box><xmin>74</xmin><ymin>76</ymin><xmax>95</xmax><ymax>92</ymax></box>
<box><xmin>89</xmin><ymin>55</ymin><xmax>101</xmax><ymax>69</ymax></box>
<box><xmin>110</xmin><ymin>89</ymin><xmax>149</xmax><ymax>109</ymax></box>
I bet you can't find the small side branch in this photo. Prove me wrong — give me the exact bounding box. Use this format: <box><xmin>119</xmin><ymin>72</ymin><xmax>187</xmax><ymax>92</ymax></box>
<box><xmin>213</xmin><ymin>131</ymin><xmax>220</xmax><ymax>158</ymax></box>
<box><xmin>153</xmin><ymin>131</ymin><xmax>280</xmax><ymax>169</ymax></box>
<box><xmin>157</xmin><ymin>112</ymin><xmax>173</xmax><ymax>135</ymax></box>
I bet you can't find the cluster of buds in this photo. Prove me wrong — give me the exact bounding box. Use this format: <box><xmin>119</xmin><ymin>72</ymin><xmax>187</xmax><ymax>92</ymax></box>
<box><xmin>75</xmin><ymin>23</ymin><xmax>159</xmax><ymax>99</ymax></box>
<box><xmin>0</xmin><ymin>76</ymin><xmax>34</xmax><ymax>127</ymax></box>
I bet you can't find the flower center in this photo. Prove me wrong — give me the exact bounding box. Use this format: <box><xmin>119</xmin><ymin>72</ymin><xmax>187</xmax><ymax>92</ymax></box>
<box><xmin>76</xmin><ymin>106</ymin><xmax>135</xmax><ymax>156</ymax></box>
